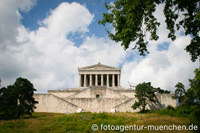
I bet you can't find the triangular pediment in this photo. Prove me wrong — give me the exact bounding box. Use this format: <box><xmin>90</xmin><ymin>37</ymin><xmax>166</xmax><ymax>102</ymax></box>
<box><xmin>78</xmin><ymin>62</ymin><xmax>120</xmax><ymax>71</ymax></box>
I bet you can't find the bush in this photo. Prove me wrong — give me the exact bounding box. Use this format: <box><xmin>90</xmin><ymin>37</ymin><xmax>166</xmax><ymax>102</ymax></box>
<box><xmin>167</xmin><ymin>105</ymin><xmax>175</xmax><ymax>110</ymax></box>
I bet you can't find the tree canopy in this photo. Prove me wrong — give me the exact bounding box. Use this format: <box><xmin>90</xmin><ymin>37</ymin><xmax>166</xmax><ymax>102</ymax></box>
<box><xmin>132</xmin><ymin>82</ymin><xmax>171</xmax><ymax>112</ymax></box>
<box><xmin>0</xmin><ymin>77</ymin><xmax>38</xmax><ymax>119</ymax></box>
<box><xmin>132</xmin><ymin>82</ymin><xmax>155</xmax><ymax>112</ymax></box>
<box><xmin>189</xmin><ymin>68</ymin><xmax>200</xmax><ymax>103</ymax></box>
<box><xmin>99</xmin><ymin>0</ymin><xmax>200</xmax><ymax>62</ymax></box>
<box><xmin>172</xmin><ymin>69</ymin><xmax>200</xmax><ymax>121</ymax></box>
<box><xmin>173</xmin><ymin>82</ymin><xmax>186</xmax><ymax>106</ymax></box>
<box><xmin>173</xmin><ymin>69</ymin><xmax>200</xmax><ymax>107</ymax></box>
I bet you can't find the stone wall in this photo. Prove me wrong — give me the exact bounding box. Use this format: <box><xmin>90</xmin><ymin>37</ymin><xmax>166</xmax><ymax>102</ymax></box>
<box><xmin>68</xmin><ymin>87</ymin><xmax>128</xmax><ymax>98</ymax></box>
<box><xmin>65</xmin><ymin>98</ymin><xmax>128</xmax><ymax>112</ymax></box>
<box><xmin>34</xmin><ymin>94</ymin><xmax>80</xmax><ymax>113</ymax></box>
<box><xmin>34</xmin><ymin>89</ymin><xmax>176</xmax><ymax>113</ymax></box>
<box><xmin>153</xmin><ymin>93</ymin><xmax>177</xmax><ymax>108</ymax></box>
<box><xmin>114</xmin><ymin>98</ymin><xmax>139</xmax><ymax>112</ymax></box>
<box><xmin>68</xmin><ymin>89</ymin><xmax>90</xmax><ymax>98</ymax></box>
<box><xmin>48</xmin><ymin>92</ymin><xmax>76</xmax><ymax>98</ymax></box>
<box><xmin>118</xmin><ymin>91</ymin><xmax>136</xmax><ymax>98</ymax></box>
<box><xmin>114</xmin><ymin>94</ymin><xmax>177</xmax><ymax>112</ymax></box>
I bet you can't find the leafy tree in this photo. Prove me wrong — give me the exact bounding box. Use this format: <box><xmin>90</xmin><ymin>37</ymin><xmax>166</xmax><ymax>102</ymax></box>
<box><xmin>0</xmin><ymin>86</ymin><xmax>18</xmax><ymax>119</ymax></box>
<box><xmin>189</xmin><ymin>68</ymin><xmax>200</xmax><ymax>104</ymax></box>
<box><xmin>155</xmin><ymin>87</ymin><xmax>170</xmax><ymax>94</ymax></box>
<box><xmin>99</xmin><ymin>0</ymin><xmax>200</xmax><ymax>62</ymax></box>
<box><xmin>173</xmin><ymin>82</ymin><xmax>186</xmax><ymax>106</ymax></box>
<box><xmin>132</xmin><ymin>82</ymin><xmax>156</xmax><ymax>112</ymax></box>
<box><xmin>173</xmin><ymin>82</ymin><xmax>186</xmax><ymax>113</ymax></box>
<box><xmin>13</xmin><ymin>77</ymin><xmax>38</xmax><ymax>118</ymax></box>
<box><xmin>184</xmin><ymin>88</ymin><xmax>196</xmax><ymax>105</ymax></box>
<box><xmin>173</xmin><ymin>69</ymin><xmax>200</xmax><ymax>107</ymax></box>
<box><xmin>0</xmin><ymin>77</ymin><xmax>38</xmax><ymax>119</ymax></box>
<box><xmin>187</xmin><ymin>69</ymin><xmax>200</xmax><ymax>126</ymax></box>
<box><xmin>172</xmin><ymin>69</ymin><xmax>200</xmax><ymax>124</ymax></box>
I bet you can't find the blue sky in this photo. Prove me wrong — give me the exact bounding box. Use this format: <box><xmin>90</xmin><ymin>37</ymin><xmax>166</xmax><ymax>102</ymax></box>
<box><xmin>0</xmin><ymin>0</ymin><xmax>198</xmax><ymax>93</ymax></box>
<box><xmin>20</xmin><ymin>0</ymin><xmax>111</xmax><ymax>41</ymax></box>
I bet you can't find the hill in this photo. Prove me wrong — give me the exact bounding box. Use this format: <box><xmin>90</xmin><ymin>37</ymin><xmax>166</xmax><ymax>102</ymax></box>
<box><xmin>0</xmin><ymin>112</ymin><xmax>196</xmax><ymax>132</ymax></box>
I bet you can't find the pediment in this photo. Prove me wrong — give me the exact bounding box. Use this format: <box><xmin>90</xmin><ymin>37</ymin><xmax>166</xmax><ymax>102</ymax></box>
<box><xmin>78</xmin><ymin>62</ymin><xmax>120</xmax><ymax>71</ymax></box>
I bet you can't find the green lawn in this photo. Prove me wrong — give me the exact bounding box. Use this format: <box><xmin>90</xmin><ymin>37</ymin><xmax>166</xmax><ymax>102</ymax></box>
<box><xmin>0</xmin><ymin>112</ymin><xmax>197</xmax><ymax>132</ymax></box>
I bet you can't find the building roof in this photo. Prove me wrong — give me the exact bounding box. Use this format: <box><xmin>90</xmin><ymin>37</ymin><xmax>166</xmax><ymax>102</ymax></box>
<box><xmin>78</xmin><ymin>62</ymin><xmax>120</xmax><ymax>71</ymax></box>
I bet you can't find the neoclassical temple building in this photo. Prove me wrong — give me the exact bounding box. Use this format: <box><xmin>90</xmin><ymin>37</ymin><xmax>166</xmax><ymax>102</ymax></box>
<box><xmin>34</xmin><ymin>63</ymin><xmax>176</xmax><ymax>113</ymax></box>
<box><xmin>78</xmin><ymin>62</ymin><xmax>120</xmax><ymax>88</ymax></box>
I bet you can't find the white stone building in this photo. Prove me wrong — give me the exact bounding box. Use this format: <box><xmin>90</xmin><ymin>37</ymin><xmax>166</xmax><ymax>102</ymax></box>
<box><xmin>79</xmin><ymin>62</ymin><xmax>120</xmax><ymax>88</ymax></box>
<box><xmin>34</xmin><ymin>63</ymin><xmax>176</xmax><ymax>113</ymax></box>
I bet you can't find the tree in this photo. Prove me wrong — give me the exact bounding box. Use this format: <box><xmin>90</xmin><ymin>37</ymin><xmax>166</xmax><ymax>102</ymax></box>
<box><xmin>172</xmin><ymin>70</ymin><xmax>200</xmax><ymax>123</ymax></box>
<box><xmin>0</xmin><ymin>77</ymin><xmax>38</xmax><ymax>119</ymax></box>
<box><xmin>132</xmin><ymin>82</ymin><xmax>156</xmax><ymax>112</ymax></box>
<box><xmin>173</xmin><ymin>69</ymin><xmax>200</xmax><ymax>107</ymax></box>
<box><xmin>173</xmin><ymin>82</ymin><xmax>187</xmax><ymax>113</ymax></box>
<box><xmin>173</xmin><ymin>82</ymin><xmax>186</xmax><ymax>106</ymax></box>
<box><xmin>186</xmin><ymin>69</ymin><xmax>200</xmax><ymax>124</ymax></box>
<box><xmin>13</xmin><ymin>77</ymin><xmax>38</xmax><ymax>118</ymax></box>
<box><xmin>188</xmin><ymin>68</ymin><xmax>200</xmax><ymax>104</ymax></box>
<box><xmin>155</xmin><ymin>87</ymin><xmax>170</xmax><ymax>94</ymax></box>
<box><xmin>0</xmin><ymin>86</ymin><xmax>18</xmax><ymax>119</ymax></box>
<box><xmin>184</xmin><ymin>88</ymin><xmax>196</xmax><ymax>105</ymax></box>
<box><xmin>99</xmin><ymin>0</ymin><xmax>200</xmax><ymax>62</ymax></box>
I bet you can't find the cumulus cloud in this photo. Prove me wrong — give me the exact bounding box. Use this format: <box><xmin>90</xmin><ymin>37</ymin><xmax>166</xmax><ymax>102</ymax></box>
<box><xmin>0</xmin><ymin>1</ymin><xmax>125</xmax><ymax>92</ymax></box>
<box><xmin>120</xmin><ymin>4</ymin><xmax>198</xmax><ymax>92</ymax></box>
<box><xmin>0</xmin><ymin>0</ymin><xmax>36</xmax><ymax>85</ymax></box>
<box><xmin>121</xmin><ymin>36</ymin><xmax>198</xmax><ymax>91</ymax></box>
<box><xmin>0</xmin><ymin>1</ymin><xmax>197</xmax><ymax>93</ymax></box>
<box><xmin>41</xmin><ymin>2</ymin><xmax>94</xmax><ymax>37</ymax></box>
<box><xmin>0</xmin><ymin>0</ymin><xmax>35</xmax><ymax>46</ymax></box>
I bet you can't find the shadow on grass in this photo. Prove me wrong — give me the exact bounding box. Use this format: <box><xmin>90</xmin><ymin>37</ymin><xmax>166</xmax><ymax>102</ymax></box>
<box><xmin>0</xmin><ymin>112</ymin><xmax>40</xmax><ymax>121</ymax></box>
<box><xmin>137</xmin><ymin>109</ymin><xmax>150</xmax><ymax>114</ymax></box>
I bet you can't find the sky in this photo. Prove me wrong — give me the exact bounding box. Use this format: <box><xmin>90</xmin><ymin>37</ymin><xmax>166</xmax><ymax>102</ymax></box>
<box><xmin>0</xmin><ymin>0</ymin><xmax>198</xmax><ymax>93</ymax></box>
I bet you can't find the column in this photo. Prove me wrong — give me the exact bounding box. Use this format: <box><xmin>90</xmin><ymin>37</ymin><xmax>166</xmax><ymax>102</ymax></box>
<box><xmin>118</xmin><ymin>74</ymin><xmax>120</xmax><ymax>87</ymax></box>
<box><xmin>90</xmin><ymin>74</ymin><xmax>92</xmax><ymax>86</ymax></box>
<box><xmin>107</xmin><ymin>74</ymin><xmax>109</xmax><ymax>87</ymax></box>
<box><xmin>95</xmin><ymin>74</ymin><xmax>98</xmax><ymax>86</ymax></box>
<box><xmin>101</xmin><ymin>74</ymin><xmax>103</xmax><ymax>86</ymax></box>
<box><xmin>84</xmin><ymin>74</ymin><xmax>86</xmax><ymax>87</ymax></box>
<box><xmin>79</xmin><ymin>74</ymin><xmax>81</xmax><ymax>87</ymax></box>
<box><xmin>112</xmin><ymin>74</ymin><xmax>115</xmax><ymax>87</ymax></box>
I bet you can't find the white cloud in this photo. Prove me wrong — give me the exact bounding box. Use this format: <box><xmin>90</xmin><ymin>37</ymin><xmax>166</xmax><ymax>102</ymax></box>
<box><xmin>121</xmin><ymin>36</ymin><xmax>197</xmax><ymax>91</ymax></box>
<box><xmin>120</xmin><ymin>4</ymin><xmax>198</xmax><ymax>92</ymax></box>
<box><xmin>0</xmin><ymin>0</ymin><xmax>35</xmax><ymax>46</ymax></box>
<box><xmin>42</xmin><ymin>2</ymin><xmax>94</xmax><ymax>37</ymax></box>
<box><xmin>0</xmin><ymin>1</ymin><xmax>197</xmax><ymax>94</ymax></box>
<box><xmin>0</xmin><ymin>0</ymin><xmax>36</xmax><ymax>86</ymax></box>
<box><xmin>0</xmin><ymin>1</ymin><xmax>126</xmax><ymax>92</ymax></box>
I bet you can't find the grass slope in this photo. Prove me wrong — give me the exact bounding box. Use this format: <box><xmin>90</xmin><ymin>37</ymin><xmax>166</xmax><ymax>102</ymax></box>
<box><xmin>0</xmin><ymin>112</ymin><xmax>194</xmax><ymax>132</ymax></box>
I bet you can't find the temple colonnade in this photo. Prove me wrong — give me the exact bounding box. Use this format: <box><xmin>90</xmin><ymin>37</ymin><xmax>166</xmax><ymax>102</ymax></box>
<box><xmin>79</xmin><ymin>74</ymin><xmax>120</xmax><ymax>87</ymax></box>
<box><xmin>78</xmin><ymin>62</ymin><xmax>121</xmax><ymax>88</ymax></box>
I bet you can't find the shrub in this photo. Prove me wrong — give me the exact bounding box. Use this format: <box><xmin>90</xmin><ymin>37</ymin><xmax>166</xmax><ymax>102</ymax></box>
<box><xmin>167</xmin><ymin>105</ymin><xmax>175</xmax><ymax>110</ymax></box>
